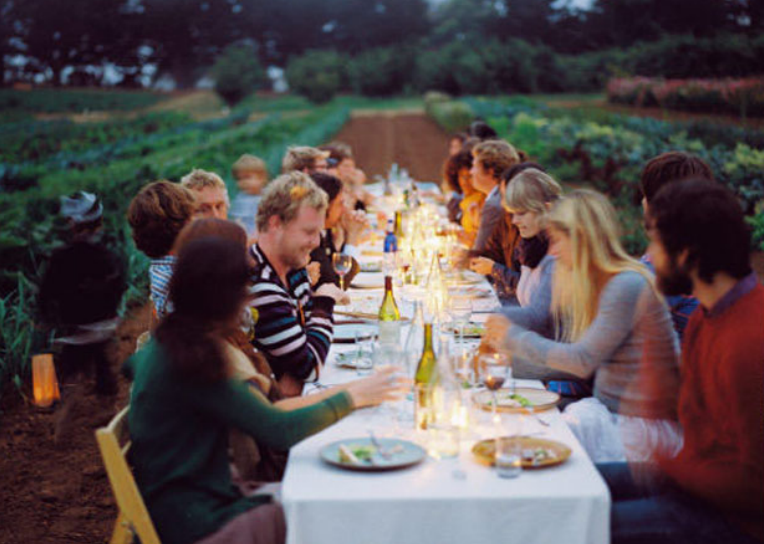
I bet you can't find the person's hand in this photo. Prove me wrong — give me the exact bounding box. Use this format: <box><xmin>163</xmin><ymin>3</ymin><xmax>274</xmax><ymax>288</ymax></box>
<box><xmin>306</xmin><ymin>262</ymin><xmax>321</xmax><ymax>286</ymax></box>
<box><xmin>344</xmin><ymin>367</ymin><xmax>410</xmax><ymax>409</ymax></box>
<box><xmin>342</xmin><ymin>209</ymin><xmax>369</xmax><ymax>246</ymax></box>
<box><xmin>469</xmin><ymin>256</ymin><xmax>495</xmax><ymax>276</ymax></box>
<box><xmin>484</xmin><ymin>314</ymin><xmax>511</xmax><ymax>350</ymax></box>
<box><xmin>452</xmin><ymin>246</ymin><xmax>471</xmax><ymax>269</ymax></box>
<box><xmin>315</xmin><ymin>283</ymin><xmax>351</xmax><ymax>305</ymax></box>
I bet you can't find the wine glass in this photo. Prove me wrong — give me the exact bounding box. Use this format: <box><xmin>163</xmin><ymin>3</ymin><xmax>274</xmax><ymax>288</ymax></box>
<box><xmin>480</xmin><ymin>353</ymin><xmax>510</xmax><ymax>419</ymax></box>
<box><xmin>332</xmin><ymin>253</ymin><xmax>353</xmax><ymax>290</ymax></box>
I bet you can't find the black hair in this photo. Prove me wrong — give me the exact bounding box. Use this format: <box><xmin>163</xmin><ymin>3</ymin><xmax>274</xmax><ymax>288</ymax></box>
<box><xmin>649</xmin><ymin>179</ymin><xmax>751</xmax><ymax>283</ymax></box>
<box><xmin>310</xmin><ymin>172</ymin><xmax>343</xmax><ymax>203</ymax></box>
<box><xmin>155</xmin><ymin>238</ymin><xmax>251</xmax><ymax>382</ymax></box>
<box><xmin>469</xmin><ymin>120</ymin><xmax>498</xmax><ymax>140</ymax></box>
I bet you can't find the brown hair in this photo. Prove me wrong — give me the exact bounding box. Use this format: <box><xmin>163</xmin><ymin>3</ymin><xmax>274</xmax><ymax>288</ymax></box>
<box><xmin>232</xmin><ymin>154</ymin><xmax>268</xmax><ymax>180</ymax></box>
<box><xmin>127</xmin><ymin>181</ymin><xmax>196</xmax><ymax>259</ymax></box>
<box><xmin>180</xmin><ymin>168</ymin><xmax>227</xmax><ymax>192</ymax></box>
<box><xmin>155</xmin><ymin>238</ymin><xmax>251</xmax><ymax>382</ymax></box>
<box><xmin>444</xmin><ymin>150</ymin><xmax>472</xmax><ymax>194</ymax></box>
<box><xmin>319</xmin><ymin>142</ymin><xmax>353</xmax><ymax>163</ymax></box>
<box><xmin>175</xmin><ymin>218</ymin><xmax>247</xmax><ymax>254</ymax></box>
<box><xmin>640</xmin><ymin>152</ymin><xmax>714</xmax><ymax>204</ymax></box>
<box><xmin>255</xmin><ymin>171</ymin><xmax>328</xmax><ymax>232</ymax></box>
<box><xmin>282</xmin><ymin>146</ymin><xmax>329</xmax><ymax>173</ymax></box>
<box><xmin>473</xmin><ymin>140</ymin><xmax>521</xmax><ymax>180</ymax></box>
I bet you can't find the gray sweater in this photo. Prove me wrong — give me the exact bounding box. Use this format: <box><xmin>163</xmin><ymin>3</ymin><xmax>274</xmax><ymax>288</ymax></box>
<box><xmin>501</xmin><ymin>254</ymin><xmax>555</xmax><ymax>339</ymax></box>
<box><xmin>505</xmin><ymin>270</ymin><xmax>680</xmax><ymax>419</ymax></box>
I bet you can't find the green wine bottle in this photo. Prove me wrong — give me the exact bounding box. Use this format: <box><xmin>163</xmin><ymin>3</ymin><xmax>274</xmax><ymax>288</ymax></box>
<box><xmin>414</xmin><ymin>323</ymin><xmax>438</xmax><ymax>430</ymax></box>
<box><xmin>378</xmin><ymin>275</ymin><xmax>401</xmax><ymax>346</ymax></box>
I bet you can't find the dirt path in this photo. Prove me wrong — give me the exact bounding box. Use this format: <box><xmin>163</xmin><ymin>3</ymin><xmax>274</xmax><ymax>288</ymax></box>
<box><xmin>331</xmin><ymin>110</ymin><xmax>451</xmax><ymax>183</ymax></box>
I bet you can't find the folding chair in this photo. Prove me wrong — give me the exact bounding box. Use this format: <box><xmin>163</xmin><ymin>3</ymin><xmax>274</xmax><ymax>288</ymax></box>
<box><xmin>95</xmin><ymin>406</ymin><xmax>161</xmax><ymax>544</ymax></box>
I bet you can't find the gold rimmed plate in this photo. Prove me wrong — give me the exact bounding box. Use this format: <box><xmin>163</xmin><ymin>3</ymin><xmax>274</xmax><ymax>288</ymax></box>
<box><xmin>472</xmin><ymin>437</ymin><xmax>572</xmax><ymax>469</ymax></box>
<box><xmin>472</xmin><ymin>387</ymin><xmax>560</xmax><ymax>413</ymax></box>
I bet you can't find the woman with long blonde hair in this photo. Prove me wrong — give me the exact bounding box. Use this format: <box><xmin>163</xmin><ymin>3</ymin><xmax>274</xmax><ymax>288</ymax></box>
<box><xmin>486</xmin><ymin>189</ymin><xmax>681</xmax><ymax>463</ymax></box>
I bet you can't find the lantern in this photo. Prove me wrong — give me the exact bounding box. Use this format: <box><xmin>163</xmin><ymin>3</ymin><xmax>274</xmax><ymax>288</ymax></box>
<box><xmin>32</xmin><ymin>354</ymin><xmax>60</xmax><ymax>408</ymax></box>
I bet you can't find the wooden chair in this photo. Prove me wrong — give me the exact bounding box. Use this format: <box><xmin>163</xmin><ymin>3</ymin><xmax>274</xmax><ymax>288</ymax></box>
<box><xmin>95</xmin><ymin>406</ymin><xmax>161</xmax><ymax>544</ymax></box>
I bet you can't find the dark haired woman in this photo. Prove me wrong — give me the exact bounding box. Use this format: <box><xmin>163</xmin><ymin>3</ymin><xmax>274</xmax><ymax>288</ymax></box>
<box><xmin>125</xmin><ymin>238</ymin><xmax>404</xmax><ymax>544</ymax></box>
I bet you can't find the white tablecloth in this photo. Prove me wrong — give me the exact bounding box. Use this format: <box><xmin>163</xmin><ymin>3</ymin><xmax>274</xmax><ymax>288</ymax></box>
<box><xmin>281</xmin><ymin>265</ymin><xmax>611</xmax><ymax>544</ymax></box>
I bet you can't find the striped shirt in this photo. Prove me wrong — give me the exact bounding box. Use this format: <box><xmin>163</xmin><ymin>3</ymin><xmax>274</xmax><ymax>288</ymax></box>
<box><xmin>248</xmin><ymin>244</ymin><xmax>335</xmax><ymax>381</ymax></box>
<box><xmin>149</xmin><ymin>256</ymin><xmax>175</xmax><ymax>321</ymax></box>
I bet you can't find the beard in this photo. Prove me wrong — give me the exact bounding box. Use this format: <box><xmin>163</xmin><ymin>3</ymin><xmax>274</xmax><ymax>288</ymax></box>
<box><xmin>656</xmin><ymin>257</ymin><xmax>693</xmax><ymax>297</ymax></box>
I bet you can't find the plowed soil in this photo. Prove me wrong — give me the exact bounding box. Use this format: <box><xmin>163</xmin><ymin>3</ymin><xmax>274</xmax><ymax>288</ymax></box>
<box><xmin>331</xmin><ymin>110</ymin><xmax>451</xmax><ymax>183</ymax></box>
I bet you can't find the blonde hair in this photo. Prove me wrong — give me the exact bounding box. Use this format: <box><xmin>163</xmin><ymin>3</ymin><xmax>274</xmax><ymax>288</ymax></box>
<box><xmin>548</xmin><ymin>189</ymin><xmax>653</xmax><ymax>342</ymax></box>
<box><xmin>281</xmin><ymin>146</ymin><xmax>329</xmax><ymax>173</ymax></box>
<box><xmin>255</xmin><ymin>171</ymin><xmax>328</xmax><ymax>232</ymax></box>
<box><xmin>504</xmin><ymin>168</ymin><xmax>562</xmax><ymax>214</ymax></box>
<box><xmin>232</xmin><ymin>154</ymin><xmax>268</xmax><ymax>180</ymax></box>
<box><xmin>180</xmin><ymin>168</ymin><xmax>227</xmax><ymax>193</ymax></box>
<box><xmin>473</xmin><ymin>140</ymin><xmax>521</xmax><ymax>179</ymax></box>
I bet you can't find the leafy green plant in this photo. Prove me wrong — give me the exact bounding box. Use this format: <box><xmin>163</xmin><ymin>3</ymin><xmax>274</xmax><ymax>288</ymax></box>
<box><xmin>748</xmin><ymin>212</ymin><xmax>764</xmax><ymax>252</ymax></box>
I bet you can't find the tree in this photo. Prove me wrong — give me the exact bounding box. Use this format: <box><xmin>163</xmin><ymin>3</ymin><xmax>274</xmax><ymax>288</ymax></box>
<box><xmin>286</xmin><ymin>50</ymin><xmax>347</xmax><ymax>104</ymax></box>
<box><xmin>212</xmin><ymin>43</ymin><xmax>266</xmax><ymax>106</ymax></box>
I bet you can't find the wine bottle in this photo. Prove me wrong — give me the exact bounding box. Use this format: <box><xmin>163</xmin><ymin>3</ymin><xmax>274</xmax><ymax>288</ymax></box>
<box><xmin>394</xmin><ymin>210</ymin><xmax>403</xmax><ymax>239</ymax></box>
<box><xmin>383</xmin><ymin>219</ymin><xmax>397</xmax><ymax>274</ymax></box>
<box><xmin>378</xmin><ymin>275</ymin><xmax>401</xmax><ymax>346</ymax></box>
<box><xmin>414</xmin><ymin>322</ymin><xmax>438</xmax><ymax>430</ymax></box>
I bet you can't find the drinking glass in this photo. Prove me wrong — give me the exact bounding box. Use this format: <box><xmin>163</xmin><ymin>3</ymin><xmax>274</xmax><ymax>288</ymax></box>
<box><xmin>450</xmin><ymin>296</ymin><xmax>472</xmax><ymax>345</ymax></box>
<box><xmin>355</xmin><ymin>331</ymin><xmax>376</xmax><ymax>376</ymax></box>
<box><xmin>332</xmin><ymin>253</ymin><xmax>353</xmax><ymax>290</ymax></box>
<box><xmin>480</xmin><ymin>353</ymin><xmax>510</xmax><ymax>419</ymax></box>
<box><xmin>495</xmin><ymin>436</ymin><xmax>522</xmax><ymax>479</ymax></box>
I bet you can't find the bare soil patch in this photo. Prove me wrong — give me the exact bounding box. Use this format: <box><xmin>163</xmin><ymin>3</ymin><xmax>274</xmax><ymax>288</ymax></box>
<box><xmin>332</xmin><ymin>110</ymin><xmax>450</xmax><ymax>183</ymax></box>
<box><xmin>0</xmin><ymin>304</ymin><xmax>151</xmax><ymax>544</ymax></box>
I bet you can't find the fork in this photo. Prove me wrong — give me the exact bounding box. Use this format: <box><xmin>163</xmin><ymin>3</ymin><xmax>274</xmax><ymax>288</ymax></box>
<box><xmin>368</xmin><ymin>430</ymin><xmax>393</xmax><ymax>460</ymax></box>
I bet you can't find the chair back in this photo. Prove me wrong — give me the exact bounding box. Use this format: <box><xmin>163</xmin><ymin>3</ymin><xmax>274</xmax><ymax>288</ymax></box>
<box><xmin>95</xmin><ymin>406</ymin><xmax>161</xmax><ymax>544</ymax></box>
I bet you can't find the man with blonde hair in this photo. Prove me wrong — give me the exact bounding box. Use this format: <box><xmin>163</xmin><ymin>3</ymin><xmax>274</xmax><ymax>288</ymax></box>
<box><xmin>281</xmin><ymin>146</ymin><xmax>329</xmax><ymax>174</ymax></box>
<box><xmin>249</xmin><ymin>171</ymin><xmax>346</xmax><ymax>392</ymax></box>
<box><xmin>180</xmin><ymin>168</ymin><xmax>229</xmax><ymax>220</ymax></box>
<box><xmin>470</xmin><ymin>140</ymin><xmax>522</xmax><ymax>252</ymax></box>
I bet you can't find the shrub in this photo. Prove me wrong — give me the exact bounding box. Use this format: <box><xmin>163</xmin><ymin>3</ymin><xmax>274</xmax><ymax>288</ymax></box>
<box><xmin>425</xmin><ymin>96</ymin><xmax>473</xmax><ymax>133</ymax></box>
<box><xmin>286</xmin><ymin>50</ymin><xmax>348</xmax><ymax>104</ymax></box>
<box><xmin>212</xmin><ymin>43</ymin><xmax>267</xmax><ymax>106</ymax></box>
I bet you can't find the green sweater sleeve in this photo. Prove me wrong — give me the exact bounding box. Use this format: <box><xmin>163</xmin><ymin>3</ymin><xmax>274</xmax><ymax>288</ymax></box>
<box><xmin>183</xmin><ymin>379</ymin><xmax>353</xmax><ymax>451</ymax></box>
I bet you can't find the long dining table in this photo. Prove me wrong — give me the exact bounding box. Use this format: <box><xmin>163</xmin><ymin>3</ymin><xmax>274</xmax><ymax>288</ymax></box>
<box><xmin>280</xmin><ymin>190</ymin><xmax>611</xmax><ymax>544</ymax></box>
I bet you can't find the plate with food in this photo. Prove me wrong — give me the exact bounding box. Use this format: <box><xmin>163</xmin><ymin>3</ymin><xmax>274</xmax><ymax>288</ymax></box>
<box><xmin>360</xmin><ymin>261</ymin><xmax>383</xmax><ymax>273</ymax></box>
<box><xmin>320</xmin><ymin>437</ymin><xmax>427</xmax><ymax>472</ymax></box>
<box><xmin>472</xmin><ymin>387</ymin><xmax>560</xmax><ymax>413</ymax></box>
<box><xmin>445</xmin><ymin>322</ymin><xmax>485</xmax><ymax>338</ymax></box>
<box><xmin>472</xmin><ymin>437</ymin><xmax>572</xmax><ymax>469</ymax></box>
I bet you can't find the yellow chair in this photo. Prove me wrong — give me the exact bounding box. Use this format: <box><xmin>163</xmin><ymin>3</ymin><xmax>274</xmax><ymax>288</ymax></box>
<box><xmin>95</xmin><ymin>406</ymin><xmax>161</xmax><ymax>544</ymax></box>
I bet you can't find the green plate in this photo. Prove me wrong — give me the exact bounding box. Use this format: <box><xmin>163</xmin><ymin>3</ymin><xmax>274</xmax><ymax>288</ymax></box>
<box><xmin>320</xmin><ymin>437</ymin><xmax>427</xmax><ymax>472</ymax></box>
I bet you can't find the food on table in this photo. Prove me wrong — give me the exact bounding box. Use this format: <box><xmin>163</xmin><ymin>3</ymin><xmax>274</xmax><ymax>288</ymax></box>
<box><xmin>338</xmin><ymin>444</ymin><xmax>375</xmax><ymax>465</ymax></box>
<box><xmin>446</xmin><ymin>323</ymin><xmax>485</xmax><ymax>337</ymax></box>
<box><xmin>522</xmin><ymin>447</ymin><xmax>558</xmax><ymax>466</ymax></box>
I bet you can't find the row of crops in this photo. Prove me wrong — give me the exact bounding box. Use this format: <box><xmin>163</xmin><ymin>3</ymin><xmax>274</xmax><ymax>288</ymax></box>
<box><xmin>440</xmin><ymin>96</ymin><xmax>764</xmax><ymax>255</ymax></box>
<box><xmin>0</xmin><ymin>101</ymin><xmax>350</xmax><ymax>400</ymax></box>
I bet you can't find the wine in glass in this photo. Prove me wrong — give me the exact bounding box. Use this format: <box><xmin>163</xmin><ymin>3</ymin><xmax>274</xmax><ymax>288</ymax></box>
<box><xmin>480</xmin><ymin>353</ymin><xmax>510</xmax><ymax>419</ymax></box>
<box><xmin>332</xmin><ymin>253</ymin><xmax>353</xmax><ymax>290</ymax></box>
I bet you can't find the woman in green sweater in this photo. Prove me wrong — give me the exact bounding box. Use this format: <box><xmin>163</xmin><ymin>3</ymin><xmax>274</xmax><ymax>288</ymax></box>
<box><xmin>125</xmin><ymin>237</ymin><xmax>404</xmax><ymax>544</ymax></box>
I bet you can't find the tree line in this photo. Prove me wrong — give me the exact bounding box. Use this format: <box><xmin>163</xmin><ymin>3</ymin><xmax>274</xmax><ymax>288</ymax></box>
<box><xmin>1</xmin><ymin>0</ymin><xmax>762</xmax><ymax>89</ymax></box>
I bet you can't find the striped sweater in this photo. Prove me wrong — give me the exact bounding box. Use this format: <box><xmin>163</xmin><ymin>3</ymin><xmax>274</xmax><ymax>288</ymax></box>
<box><xmin>248</xmin><ymin>244</ymin><xmax>335</xmax><ymax>381</ymax></box>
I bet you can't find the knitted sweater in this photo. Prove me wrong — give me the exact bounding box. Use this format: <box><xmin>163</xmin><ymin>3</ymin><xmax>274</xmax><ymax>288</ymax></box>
<box><xmin>505</xmin><ymin>270</ymin><xmax>680</xmax><ymax>419</ymax></box>
<box><xmin>661</xmin><ymin>275</ymin><xmax>764</xmax><ymax>541</ymax></box>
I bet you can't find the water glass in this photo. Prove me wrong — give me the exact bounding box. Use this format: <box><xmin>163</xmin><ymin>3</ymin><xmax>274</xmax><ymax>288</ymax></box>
<box><xmin>495</xmin><ymin>436</ymin><xmax>522</xmax><ymax>479</ymax></box>
<box><xmin>355</xmin><ymin>332</ymin><xmax>376</xmax><ymax>376</ymax></box>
